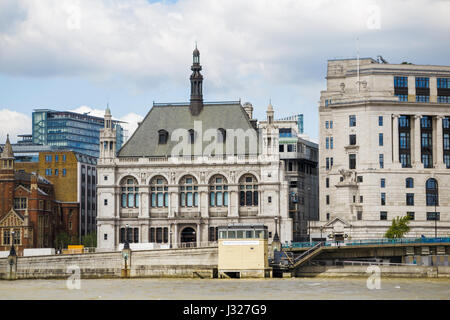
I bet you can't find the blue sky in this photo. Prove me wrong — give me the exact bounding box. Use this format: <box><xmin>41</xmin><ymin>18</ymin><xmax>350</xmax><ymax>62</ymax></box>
<box><xmin>1</xmin><ymin>0</ymin><xmax>449</xmax><ymax>142</ymax></box>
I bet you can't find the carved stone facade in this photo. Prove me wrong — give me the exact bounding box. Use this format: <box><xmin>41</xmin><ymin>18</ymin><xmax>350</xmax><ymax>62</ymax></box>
<box><xmin>96</xmin><ymin>48</ymin><xmax>292</xmax><ymax>251</ymax></box>
<box><xmin>311</xmin><ymin>58</ymin><xmax>450</xmax><ymax>240</ymax></box>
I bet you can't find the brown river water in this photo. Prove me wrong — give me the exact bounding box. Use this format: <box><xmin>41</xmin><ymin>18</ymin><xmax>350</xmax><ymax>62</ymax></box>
<box><xmin>1</xmin><ymin>278</ymin><xmax>449</xmax><ymax>300</ymax></box>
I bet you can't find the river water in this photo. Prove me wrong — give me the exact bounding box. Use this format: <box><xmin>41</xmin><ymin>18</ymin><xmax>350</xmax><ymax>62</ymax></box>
<box><xmin>1</xmin><ymin>278</ymin><xmax>449</xmax><ymax>300</ymax></box>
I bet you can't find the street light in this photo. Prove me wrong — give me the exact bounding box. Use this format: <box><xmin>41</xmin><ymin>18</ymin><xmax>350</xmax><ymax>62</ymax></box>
<box><xmin>124</xmin><ymin>224</ymin><xmax>130</xmax><ymax>249</ymax></box>
<box><xmin>434</xmin><ymin>194</ymin><xmax>438</xmax><ymax>238</ymax></box>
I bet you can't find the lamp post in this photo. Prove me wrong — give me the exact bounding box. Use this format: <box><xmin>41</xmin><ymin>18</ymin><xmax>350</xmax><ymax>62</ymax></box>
<box><xmin>434</xmin><ymin>194</ymin><xmax>438</xmax><ymax>238</ymax></box>
<box><xmin>124</xmin><ymin>224</ymin><xmax>130</xmax><ymax>249</ymax></box>
<box><xmin>306</xmin><ymin>187</ymin><xmax>311</xmax><ymax>243</ymax></box>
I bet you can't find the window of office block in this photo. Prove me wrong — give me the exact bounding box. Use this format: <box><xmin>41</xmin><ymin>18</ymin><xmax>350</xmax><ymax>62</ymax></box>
<box><xmin>381</xmin><ymin>193</ymin><xmax>386</xmax><ymax>205</ymax></box>
<box><xmin>416</xmin><ymin>95</ymin><xmax>430</xmax><ymax>102</ymax></box>
<box><xmin>378</xmin><ymin>116</ymin><xmax>383</xmax><ymax>126</ymax></box>
<box><xmin>394</xmin><ymin>76</ymin><xmax>408</xmax><ymax>87</ymax></box>
<box><xmin>406</xmin><ymin>193</ymin><xmax>414</xmax><ymax>206</ymax></box>
<box><xmin>379</xmin><ymin>154</ymin><xmax>384</xmax><ymax>168</ymax></box>
<box><xmin>407</xmin><ymin>212</ymin><xmax>415</xmax><ymax>220</ymax></box>
<box><xmin>427</xmin><ymin>212</ymin><xmax>440</xmax><ymax>221</ymax></box>
<box><xmin>406</xmin><ymin>178</ymin><xmax>414</xmax><ymax>188</ymax></box>
<box><xmin>349</xmin><ymin>134</ymin><xmax>356</xmax><ymax>145</ymax></box>
<box><xmin>380</xmin><ymin>211</ymin><xmax>387</xmax><ymax>220</ymax></box>
<box><xmin>349</xmin><ymin>154</ymin><xmax>356</xmax><ymax>170</ymax></box>
<box><xmin>415</xmin><ymin>77</ymin><xmax>429</xmax><ymax>88</ymax></box>
<box><xmin>349</xmin><ymin>115</ymin><xmax>356</xmax><ymax>127</ymax></box>
<box><xmin>380</xmin><ymin>178</ymin><xmax>386</xmax><ymax>188</ymax></box>
<box><xmin>379</xmin><ymin>133</ymin><xmax>383</xmax><ymax>146</ymax></box>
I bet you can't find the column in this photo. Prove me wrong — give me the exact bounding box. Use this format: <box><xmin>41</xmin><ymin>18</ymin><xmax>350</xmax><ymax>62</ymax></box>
<box><xmin>115</xmin><ymin>190</ymin><xmax>121</xmax><ymax>219</ymax></box>
<box><xmin>139</xmin><ymin>189</ymin><xmax>149</xmax><ymax>218</ymax></box>
<box><xmin>196</xmin><ymin>223</ymin><xmax>201</xmax><ymax>247</ymax></box>
<box><xmin>392</xmin><ymin>114</ymin><xmax>400</xmax><ymax>167</ymax></box>
<box><xmin>413</xmin><ymin>115</ymin><xmax>423</xmax><ymax>168</ymax></box>
<box><xmin>436</xmin><ymin>115</ymin><xmax>445</xmax><ymax>168</ymax></box>
<box><xmin>199</xmin><ymin>187</ymin><xmax>209</xmax><ymax>218</ymax></box>
<box><xmin>174</xmin><ymin>224</ymin><xmax>179</xmax><ymax>248</ymax></box>
<box><xmin>168</xmin><ymin>186</ymin><xmax>178</xmax><ymax>218</ymax></box>
<box><xmin>228</xmin><ymin>186</ymin><xmax>239</xmax><ymax>217</ymax></box>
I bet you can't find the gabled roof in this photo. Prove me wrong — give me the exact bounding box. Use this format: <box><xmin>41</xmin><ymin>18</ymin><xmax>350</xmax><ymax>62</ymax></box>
<box><xmin>15</xmin><ymin>185</ymin><xmax>31</xmax><ymax>194</ymax></box>
<box><xmin>323</xmin><ymin>217</ymin><xmax>351</xmax><ymax>228</ymax></box>
<box><xmin>0</xmin><ymin>209</ymin><xmax>24</xmax><ymax>227</ymax></box>
<box><xmin>118</xmin><ymin>102</ymin><xmax>260</xmax><ymax>157</ymax></box>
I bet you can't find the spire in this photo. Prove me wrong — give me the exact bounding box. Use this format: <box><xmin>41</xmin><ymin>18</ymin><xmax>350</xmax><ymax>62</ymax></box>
<box><xmin>1</xmin><ymin>134</ymin><xmax>14</xmax><ymax>159</ymax></box>
<box><xmin>190</xmin><ymin>43</ymin><xmax>203</xmax><ymax>116</ymax></box>
<box><xmin>266</xmin><ymin>101</ymin><xmax>274</xmax><ymax>125</ymax></box>
<box><xmin>104</xmin><ymin>105</ymin><xmax>112</xmax><ymax>129</ymax></box>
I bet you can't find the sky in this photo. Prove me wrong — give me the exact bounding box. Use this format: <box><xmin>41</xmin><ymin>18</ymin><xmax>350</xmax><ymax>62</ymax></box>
<box><xmin>1</xmin><ymin>0</ymin><xmax>449</xmax><ymax>143</ymax></box>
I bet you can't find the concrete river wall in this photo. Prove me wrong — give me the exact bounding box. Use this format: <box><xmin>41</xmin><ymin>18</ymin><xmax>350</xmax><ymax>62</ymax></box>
<box><xmin>0</xmin><ymin>247</ymin><xmax>218</xmax><ymax>280</ymax></box>
<box><xmin>294</xmin><ymin>265</ymin><xmax>450</xmax><ymax>278</ymax></box>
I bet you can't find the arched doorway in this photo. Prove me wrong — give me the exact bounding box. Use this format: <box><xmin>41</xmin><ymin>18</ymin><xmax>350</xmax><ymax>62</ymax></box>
<box><xmin>180</xmin><ymin>227</ymin><xmax>196</xmax><ymax>247</ymax></box>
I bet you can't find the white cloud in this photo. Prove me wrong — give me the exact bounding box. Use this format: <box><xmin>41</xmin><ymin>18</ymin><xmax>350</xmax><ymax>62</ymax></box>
<box><xmin>1</xmin><ymin>0</ymin><xmax>449</xmax><ymax>85</ymax></box>
<box><xmin>0</xmin><ymin>109</ymin><xmax>32</xmax><ymax>143</ymax></box>
<box><xmin>1</xmin><ymin>0</ymin><xmax>449</xmax><ymax>141</ymax></box>
<box><xmin>70</xmin><ymin>106</ymin><xmax>144</xmax><ymax>141</ymax></box>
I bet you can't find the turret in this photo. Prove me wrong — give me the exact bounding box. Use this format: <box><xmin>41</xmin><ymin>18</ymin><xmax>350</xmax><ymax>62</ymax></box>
<box><xmin>189</xmin><ymin>44</ymin><xmax>204</xmax><ymax>116</ymax></box>
<box><xmin>100</xmin><ymin>106</ymin><xmax>117</xmax><ymax>159</ymax></box>
<box><xmin>1</xmin><ymin>134</ymin><xmax>15</xmax><ymax>170</ymax></box>
<box><xmin>262</xmin><ymin>102</ymin><xmax>279</xmax><ymax>156</ymax></box>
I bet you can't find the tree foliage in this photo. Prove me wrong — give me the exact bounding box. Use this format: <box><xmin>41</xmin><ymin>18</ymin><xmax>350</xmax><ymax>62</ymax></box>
<box><xmin>385</xmin><ymin>215</ymin><xmax>411</xmax><ymax>239</ymax></box>
<box><xmin>81</xmin><ymin>233</ymin><xmax>97</xmax><ymax>248</ymax></box>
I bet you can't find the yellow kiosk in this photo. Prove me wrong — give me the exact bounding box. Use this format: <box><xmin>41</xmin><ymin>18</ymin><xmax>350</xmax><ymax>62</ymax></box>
<box><xmin>218</xmin><ymin>224</ymin><xmax>271</xmax><ymax>278</ymax></box>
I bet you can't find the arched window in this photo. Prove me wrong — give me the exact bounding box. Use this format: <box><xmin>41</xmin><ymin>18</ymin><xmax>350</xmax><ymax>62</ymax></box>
<box><xmin>209</xmin><ymin>175</ymin><xmax>228</xmax><ymax>207</ymax></box>
<box><xmin>406</xmin><ymin>178</ymin><xmax>414</xmax><ymax>188</ymax></box>
<box><xmin>239</xmin><ymin>174</ymin><xmax>258</xmax><ymax>206</ymax></box>
<box><xmin>150</xmin><ymin>176</ymin><xmax>169</xmax><ymax>208</ymax></box>
<box><xmin>217</xmin><ymin>128</ymin><xmax>226</xmax><ymax>143</ymax></box>
<box><xmin>180</xmin><ymin>175</ymin><xmax>198</xmax><ymax>207</ymax></box>
<box><xmin>426</xmin><ymin>178</ymin><xmax>438</xmax><ymax>206</ymax></box>
<box><xmin>158</xmin><ymin>130</ymin><xmax>168</xmax><ymax>144</ymax></box>
<box><xmin>120</xmin><ymin>177</ymin><xmax>139</xmax><ymax>208</ymax></box>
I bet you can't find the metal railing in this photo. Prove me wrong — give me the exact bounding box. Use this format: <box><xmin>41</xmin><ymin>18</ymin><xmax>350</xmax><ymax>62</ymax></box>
<box><xmin>283</xmin><ymin>237</ymin><xmax>450</xmax><ymax>249</ymax></box>
<box><xmin>291</xmin><ymin>242</ymin><xmax>323</xmax><ymax>266</ymax></box>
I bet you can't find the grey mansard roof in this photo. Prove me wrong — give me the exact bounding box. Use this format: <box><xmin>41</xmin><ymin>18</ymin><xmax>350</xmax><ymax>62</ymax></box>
<box><xmin>118</xmin><ymin>102</ymin><xmax>260</xmax><ymax>157</ymax></box>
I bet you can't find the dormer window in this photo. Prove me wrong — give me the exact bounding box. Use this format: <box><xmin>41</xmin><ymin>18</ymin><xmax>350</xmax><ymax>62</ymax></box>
<box><xmin>218</xmin><ymin>128</ymin><xmax>226</xmax><ymax>143</ymax></box>
<box><xmin>158</xmin><ymin>130</ymin><xmax>168</xmax><ymax>144</ymax></box>
<box><xmin>188</xmin><ymin>129</ymin><xmax>195</xmax><ymax>144</ymax></box>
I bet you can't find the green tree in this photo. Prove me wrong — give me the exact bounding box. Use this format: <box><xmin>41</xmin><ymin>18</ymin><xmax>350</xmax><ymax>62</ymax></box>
<box><xmin>385</xmin><ymin>215</ymin><xmax>411</xmax><ymax>239</ymax></box>
<box><xmin>55</xmin><ymin>232</ymin><xmax>71</xmax><ymax>250</ymax></box>
<box><xmin>81</xmin><ymin>233</ymin><xmax>97</xmax><ymax>248</ymax></box>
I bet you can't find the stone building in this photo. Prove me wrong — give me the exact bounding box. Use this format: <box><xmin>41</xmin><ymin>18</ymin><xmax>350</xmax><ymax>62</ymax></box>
<box><xmin>96</xmin><ymin>47</ymin><xmax>292</xmax><ymax>251</ymax></box>
<box><xmin>311</xmin><ymin>57</ymin><xmax>450</xmax><ymax>240</ymax></box>
<box><xmin>259</xmin><ymin>115</ymin><xmax>319</xmax><ymax>241</ymax></box>
<box><xmin>0</xmin><ymin>135</ymin><xmax>73</xmax><ymax>254</ymax></box>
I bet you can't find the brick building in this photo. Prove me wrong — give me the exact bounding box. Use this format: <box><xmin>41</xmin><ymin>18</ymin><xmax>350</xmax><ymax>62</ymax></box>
<box><xmin>0</xmin><ymin>135</ymin><xmax>78</xmax><ymax>254</ymax></box>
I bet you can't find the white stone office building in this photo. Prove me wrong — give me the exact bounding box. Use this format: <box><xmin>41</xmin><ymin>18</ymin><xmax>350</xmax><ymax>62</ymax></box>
<box><xmin>96</xmin><ymin>48</ymin><xmax>292</xmax><ymax>251</ymax></box>
<box><xmin>259</xmin><ymin>115</ymin><xmax>319</xmax><ymax>242</ymax></box>
<box><xmin>310</xmin><ymin>57</ymin><xmax>450</xmax><ymax>240</ymax></box>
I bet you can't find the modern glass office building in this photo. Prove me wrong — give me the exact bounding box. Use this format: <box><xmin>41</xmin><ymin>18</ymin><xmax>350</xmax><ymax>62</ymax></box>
<box><xmin>32</xmin><ymin>109</ymin><xmax>124</xmax><ymax>158</ymax></box>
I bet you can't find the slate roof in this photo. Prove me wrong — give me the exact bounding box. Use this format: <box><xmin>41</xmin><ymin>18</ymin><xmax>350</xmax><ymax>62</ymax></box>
<box><xmin>118</xmin><ymin>102</ymin><xmax>261</xmax><ymax>157</ymax></box>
